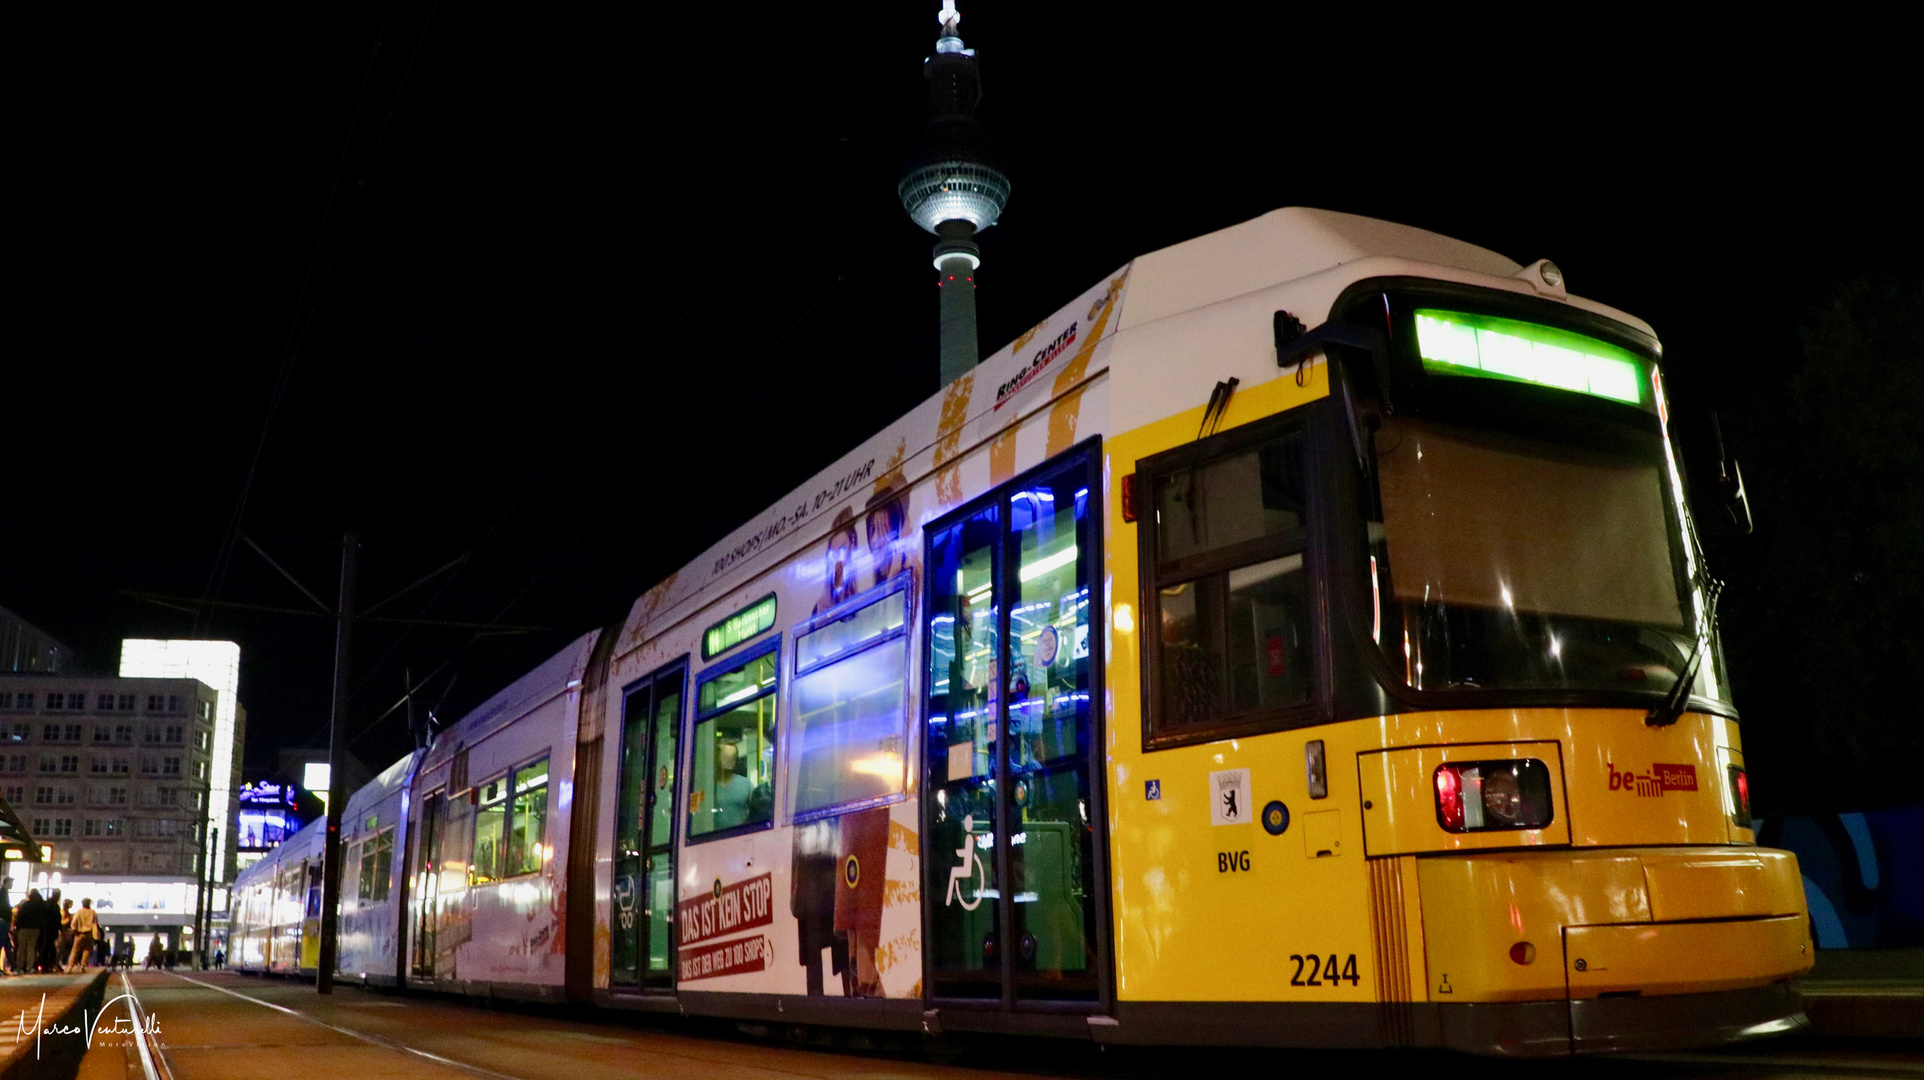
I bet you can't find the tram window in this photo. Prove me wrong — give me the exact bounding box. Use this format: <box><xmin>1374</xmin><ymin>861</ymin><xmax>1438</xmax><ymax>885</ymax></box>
<box><xmin>468</xmin><ymin>759</ymin><xmax>547</xmax><ymax>883</ymax></box>
<box><xmin>504</xmin><ymin>759</ymin><xmax>548</xmax><ymax>876</ymax></box>
<box><xmin>1155</xmin><ymin>442</ymin><xmax>1304</xmax><ymax>563</ymax></box>
<box><xmin>471</xmin><ymin>776</ymin><xmax>507</xmax><ymax>884</ymax></box>
<box><xmin>358</xmin><ymin>828</ymin><xmax>395</xmax><ymax>901</ymax></box>
<box><xmin>1141</xmin><ymin>423</ymin><xmax>1316</xmax><ymax>747</ymax></box>
<box><xmin>690</xmin><ymin>642</ymin><xmax>778</xmax><ymax>840</ymax></box>
<box><xmin>441</xmin><ymin>795</ymin><xmax>472</xmax><ymax>895</ymax></box>
<box><xmin>790</xmin><ymin>579</ymin><xmax>911</xmax><ymax>820</ymax></box>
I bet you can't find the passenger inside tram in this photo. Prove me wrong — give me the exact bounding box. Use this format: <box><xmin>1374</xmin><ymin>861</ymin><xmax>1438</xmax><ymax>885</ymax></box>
<box><xmin>712</xmin><ymin>741</ymin><xmax>751</xmax><ymax>831</ymax></box>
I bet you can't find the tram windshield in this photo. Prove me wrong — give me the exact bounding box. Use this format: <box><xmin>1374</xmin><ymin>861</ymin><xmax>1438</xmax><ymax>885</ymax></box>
<box><xmin>1362</xmin><ymin>309</ymin><xmax>1732</xmax><ymax>708</ymax></box>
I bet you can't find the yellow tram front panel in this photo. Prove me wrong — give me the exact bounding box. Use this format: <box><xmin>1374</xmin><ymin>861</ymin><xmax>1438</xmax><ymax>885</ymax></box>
<box><xmin>1416</xmin><ymin>847</ymin><xmax>1807</xmax><ymax>1003</ymax></box>
<box><xmin>1357</xmin><ymin>709</ymin><xmax>1748</xmax><ymax>849</ymax></box>
<box><xmin>1561</xmin><ymin>916</ymin><xmax>1808</xmax><ymax>999</ymax></box>
<box><xmin>1359</xmin><ymin>740</ymin><xmax>1571</xmax><ymax>855</ymax></box>
<box><xmin>1640</xmin><ymin>846</ymin><xmax>1803</xmax><ymax>921</ymax></box>
<box><xmin>1103</xmin><ymin>371</ymin><xmax>1381</xmax><ymax>1003</ymax></box>
<box><xmin>1101</xmin><ymin>364</ymin><xmax>1810</xmax><ymax>1013</ymax></box>
<box><xmin>1558</xmin><ymin>711</ymin><xmax>1750</xmax><ymax>847</ymax></box>
<box><xmin>1414</xmin><ymin>850</ymin><xmax>1648</xmax><ymax>1002</ymax></box>
<box><xmin>1105</xmin><ymin>723</ymin><xmax>1377</xmax><ymax>1002</ymax></box>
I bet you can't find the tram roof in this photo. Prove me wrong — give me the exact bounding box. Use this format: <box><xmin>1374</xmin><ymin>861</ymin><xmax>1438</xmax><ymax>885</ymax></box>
<box><xmin>1119</xmin><ymin>207</ymin><xmax>1522</xmax><ymax>331</ymax></box>
<box><xmin>341</xmin><ymin>747</ymin><xmax>422</xmax><ymax>830</ymax></box>
<box><xmin>416</xmin><ymin>630</ymin><xmax>600</xmax><ymax>775</ymax></box>
<box><xmin>609</xmin><ymin>207</ymin><xmax>1654</xmax><ymax>668</ymax></box>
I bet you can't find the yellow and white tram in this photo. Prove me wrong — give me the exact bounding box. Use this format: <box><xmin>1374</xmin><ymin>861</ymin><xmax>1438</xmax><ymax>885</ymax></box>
<box><xmin>232</xmin><ymin>207</ymin><xmax>1810</xmax><ymax>1055</ymax></box>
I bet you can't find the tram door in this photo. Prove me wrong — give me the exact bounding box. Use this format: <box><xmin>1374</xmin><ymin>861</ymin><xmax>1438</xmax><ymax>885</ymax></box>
<box><xmin>612</xmin><ymin>662</ymin><xmax>684</xmax><ymax>991</ymax></box>
<box><xmin>925</xmin><ymin>449</ymin><xmax>1105</xmax><ymax>1007</ymax></box>
<box><xmin>301</xmin><ymin>860</ymin><xmax>323</xmax><ymax>970</ymax></box>
<box><xmin>411</xmin><ymin>791</ymin><xmax>442</xmax><ymax>977</ymax></box>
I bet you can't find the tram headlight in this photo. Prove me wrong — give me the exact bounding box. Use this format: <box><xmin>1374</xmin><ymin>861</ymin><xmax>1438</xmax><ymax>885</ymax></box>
<box><xmin>1481</xmin><ymin>769</ymin><xmax>1524</xmax><ymax>825</ymax></box>
<box><xmin>1433</xmin><ymin>759</ymin><xmax>1554</xmax><ymax>833</ymax></box>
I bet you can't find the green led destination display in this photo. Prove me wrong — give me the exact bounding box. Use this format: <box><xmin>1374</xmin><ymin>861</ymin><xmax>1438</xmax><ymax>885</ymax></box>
<box><xmin>703</xmin><ymin>594</ymin><xmax>776</xmax><ymax>659</ymax></box>
<box><xmin>1415</xmin><ymin>309</ymin><xmax>1645</xmax><ymax>406</ymax></box>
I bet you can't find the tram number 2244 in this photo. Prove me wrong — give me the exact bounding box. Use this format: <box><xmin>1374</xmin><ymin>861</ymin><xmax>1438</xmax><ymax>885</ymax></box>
<box><xmin>1290</xmin><ymin>953</ymin><xmax>1361</xmax><ymax>988</ymax></box>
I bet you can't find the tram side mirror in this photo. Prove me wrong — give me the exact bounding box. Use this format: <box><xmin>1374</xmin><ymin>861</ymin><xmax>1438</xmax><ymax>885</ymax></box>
<box><xmin>1274</xmin><ymin>313</ymin><xmax>1392</xmax><ymax>415</ymax></box>
<box><xmin>1705</xmin><ymin>456</ymin><xmax>1753</xmax><ymax>536</ymax></box>
<box><xmin>1275</xmin><ymin>313</ymin><xmax>1389</xmax><ymax>478</ymax></box>
<box><xmin>1689</xmin><ymin>411</ymin><xmax>1753</xmax><ymax>536</ymax></box>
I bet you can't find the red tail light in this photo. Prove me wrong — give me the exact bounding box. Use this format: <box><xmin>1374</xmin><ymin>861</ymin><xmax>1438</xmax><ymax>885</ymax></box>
<box><xmin>1728</xmin><ymin>766</ymin><xmax>1752</xmax><ymax>829</ymax></box>
<box><xmin>1435</xmin><ymin>766</ymin><xmax>1464</xmax><ymax>831</ymax></box>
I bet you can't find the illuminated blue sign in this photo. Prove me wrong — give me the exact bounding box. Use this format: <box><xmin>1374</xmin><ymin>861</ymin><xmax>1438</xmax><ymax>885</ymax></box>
<box><xmin>239</xmin><ymin>781</ymin><xmax>301</xmax><ymax>808</ymax></box>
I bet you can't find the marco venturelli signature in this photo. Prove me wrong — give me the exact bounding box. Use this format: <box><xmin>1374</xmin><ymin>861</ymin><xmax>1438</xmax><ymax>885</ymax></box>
<box><xmin>12</xmin><ymin>992</ymin><xmax>160</xmax><ymax>1059</ymax></box>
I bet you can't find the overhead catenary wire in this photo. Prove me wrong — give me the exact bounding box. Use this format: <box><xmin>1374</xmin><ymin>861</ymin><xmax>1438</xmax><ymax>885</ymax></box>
<box><xmin>193</xmin><ymin>0</ymin><xmax>439</xmax><ymax>638</ymax></box>
<box><xmin>344</xmin><ymin>657</ymin><xmax>454</xmax><ymax>748</ymax></box>
<box><xmin>308</xmin><ymin>51</ymin><xmax>930</xmax><ymax>730</ymax></box>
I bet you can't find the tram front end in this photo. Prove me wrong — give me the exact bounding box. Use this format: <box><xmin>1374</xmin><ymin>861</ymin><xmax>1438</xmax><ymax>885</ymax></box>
<box><xmin>1105</xmin><ymin>270</ymin><xmax>1810</xmax><ymax>1056</ymax></box>
<box><xmin>1346</xmin><ymin>289</ymin><xmax>1812</xmax><ymax>1052</ymax></box>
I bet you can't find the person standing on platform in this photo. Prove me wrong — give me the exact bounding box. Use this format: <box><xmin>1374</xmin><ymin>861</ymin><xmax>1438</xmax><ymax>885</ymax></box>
<box><xmin>0</xmin><ymin>877</ymin><xmax>12</xmax><ymax>976</ymax></box>
<box><xmin>15</xmin><ymin>890</ymin><xmax>45</xmax><ymax>974</ymax></box>
<box><xmin>65</xmin><ymin>899</ymin><xmax>98</xmax><ymax>972</ymax></box>
<box><xmin>36</xmin><ymin>889</ymin><xmax>61</xmax><ymax>972</ymax></box>
<box><xmin>55</xmin><ymin>896</ymin><xmax>73</xmax><ymax>971</ymax></box>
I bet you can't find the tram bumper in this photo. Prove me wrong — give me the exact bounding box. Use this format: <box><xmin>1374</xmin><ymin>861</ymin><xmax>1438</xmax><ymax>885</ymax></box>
<box><xmin>1418</xmin><ymin>846</ymin><xmax>1813</xmax><ymax>1056</ymax></box>
<box><xmin>1434</xmin><ymin>979</ymin><xmax>1806</xmax><ymax>1057</ymax></box>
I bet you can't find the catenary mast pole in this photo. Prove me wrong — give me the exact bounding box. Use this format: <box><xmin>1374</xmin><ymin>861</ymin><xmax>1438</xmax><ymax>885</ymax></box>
<box><xmin>317</xmin><ymin>529</ymin><xmax>357</xmax><ymax>994</ymax></box>
<box><xmin>193</xmin><ymin>789</ymin><xmax>212</xmax><ymax>966</ymax></box>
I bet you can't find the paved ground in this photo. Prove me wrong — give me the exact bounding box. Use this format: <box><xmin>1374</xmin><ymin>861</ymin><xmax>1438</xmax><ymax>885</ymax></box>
<box><xmin>60</xmin><ymin>971</ymin><xmax>1922</xmax><ymax>1080</ymax></box>
<box><xmin>1</xmin><ymin>971</ymin><xmax>98</xmax><ymax>1035</ymax></box>
<box><xmin>3</xmin><ymin>969</ymin><xmax>106</xmax><ymax>1076</ymax></box>
<box><xmin>1804</xmin><ymin>948</ymin><xmax>1924</xmax><ymax>1040</ymax></box>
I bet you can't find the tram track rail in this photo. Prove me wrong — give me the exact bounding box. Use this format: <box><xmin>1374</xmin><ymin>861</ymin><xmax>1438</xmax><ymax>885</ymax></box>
<box><xmin>157</xmin><ymin>972</ymin><xmax>531</xmax><ymax>1080</ymax></box>
<box><xmin>143</xmin><ymin>971</ymin><xmax>1923</xmax><ymax>1080</ymax></box>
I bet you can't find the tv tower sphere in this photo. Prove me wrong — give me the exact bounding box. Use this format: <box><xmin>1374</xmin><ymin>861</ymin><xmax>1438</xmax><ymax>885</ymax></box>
<box><xmin>898</xmin><ymin>1</ymin><xmax>1009</xmax><ymax>247</ymax></box>
<box><xmin>899</xmin><ymin>159</ymin><xmax>1010</xmax><ymax>238</ymax></box>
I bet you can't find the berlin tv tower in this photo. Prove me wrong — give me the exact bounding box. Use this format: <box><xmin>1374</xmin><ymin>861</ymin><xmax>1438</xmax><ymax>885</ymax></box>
<box><xmin>898</xmin><ymin>0</ymin><xmax>1010</xmax><ymax>387</ymax></box>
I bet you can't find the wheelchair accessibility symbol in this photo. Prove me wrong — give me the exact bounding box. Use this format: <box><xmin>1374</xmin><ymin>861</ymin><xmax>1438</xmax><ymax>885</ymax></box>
<box><xmin>944</xmin><ymin>814</ymin><xmax>989</xmax><ymax>910</ymax></box>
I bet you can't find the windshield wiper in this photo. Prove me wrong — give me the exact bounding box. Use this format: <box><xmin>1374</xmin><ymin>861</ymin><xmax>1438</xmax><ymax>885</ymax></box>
<box><xmin>1645</xmin><ymin>577</ymin><xmax>1723</xmax><ymax>727</ymax></box>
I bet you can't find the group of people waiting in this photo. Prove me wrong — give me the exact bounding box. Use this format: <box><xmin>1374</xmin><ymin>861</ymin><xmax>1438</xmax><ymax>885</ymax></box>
<box><xmin>0</xmin><ymin>879</ymin><xmax>105</xmax><ymax>973</ymax></box>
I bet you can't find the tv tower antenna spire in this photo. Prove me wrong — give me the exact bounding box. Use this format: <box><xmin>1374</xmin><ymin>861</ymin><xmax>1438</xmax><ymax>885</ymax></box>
<box><xmin>898</xmin><ymin>0</ymin><xmax>1010</xmax><ymax>387</ymax></box>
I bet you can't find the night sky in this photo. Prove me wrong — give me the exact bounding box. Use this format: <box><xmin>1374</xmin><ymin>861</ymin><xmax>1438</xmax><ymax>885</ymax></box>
<box><xmin>8</xmin><ymin>9</ymin><xmax>1917</xmax><ymax>808</ymax></box>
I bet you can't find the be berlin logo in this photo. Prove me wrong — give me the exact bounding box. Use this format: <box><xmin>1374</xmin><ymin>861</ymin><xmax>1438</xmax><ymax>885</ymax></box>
<box><xmin>12</xmin><ymin>992</ymin><xmax>161</xmax><ymax>1059</ymax></box>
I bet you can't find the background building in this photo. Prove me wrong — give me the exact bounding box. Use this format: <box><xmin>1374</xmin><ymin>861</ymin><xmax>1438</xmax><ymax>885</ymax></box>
<box><xmin>118</xmin><ymin>641</ymin><xmax>246</xmax><ymax>886</ymax></box>
<box><xmin>0</xmin><ymin>670</ymin><xmax>228</xmax><ymax>963</ymax></box>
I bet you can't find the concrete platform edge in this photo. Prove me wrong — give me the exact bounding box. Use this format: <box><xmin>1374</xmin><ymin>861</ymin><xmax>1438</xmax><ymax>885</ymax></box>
<box><xmin>2</xmin><ymin>971</ymin><xmax>110</xmax><ymax>1080</ymax></box>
